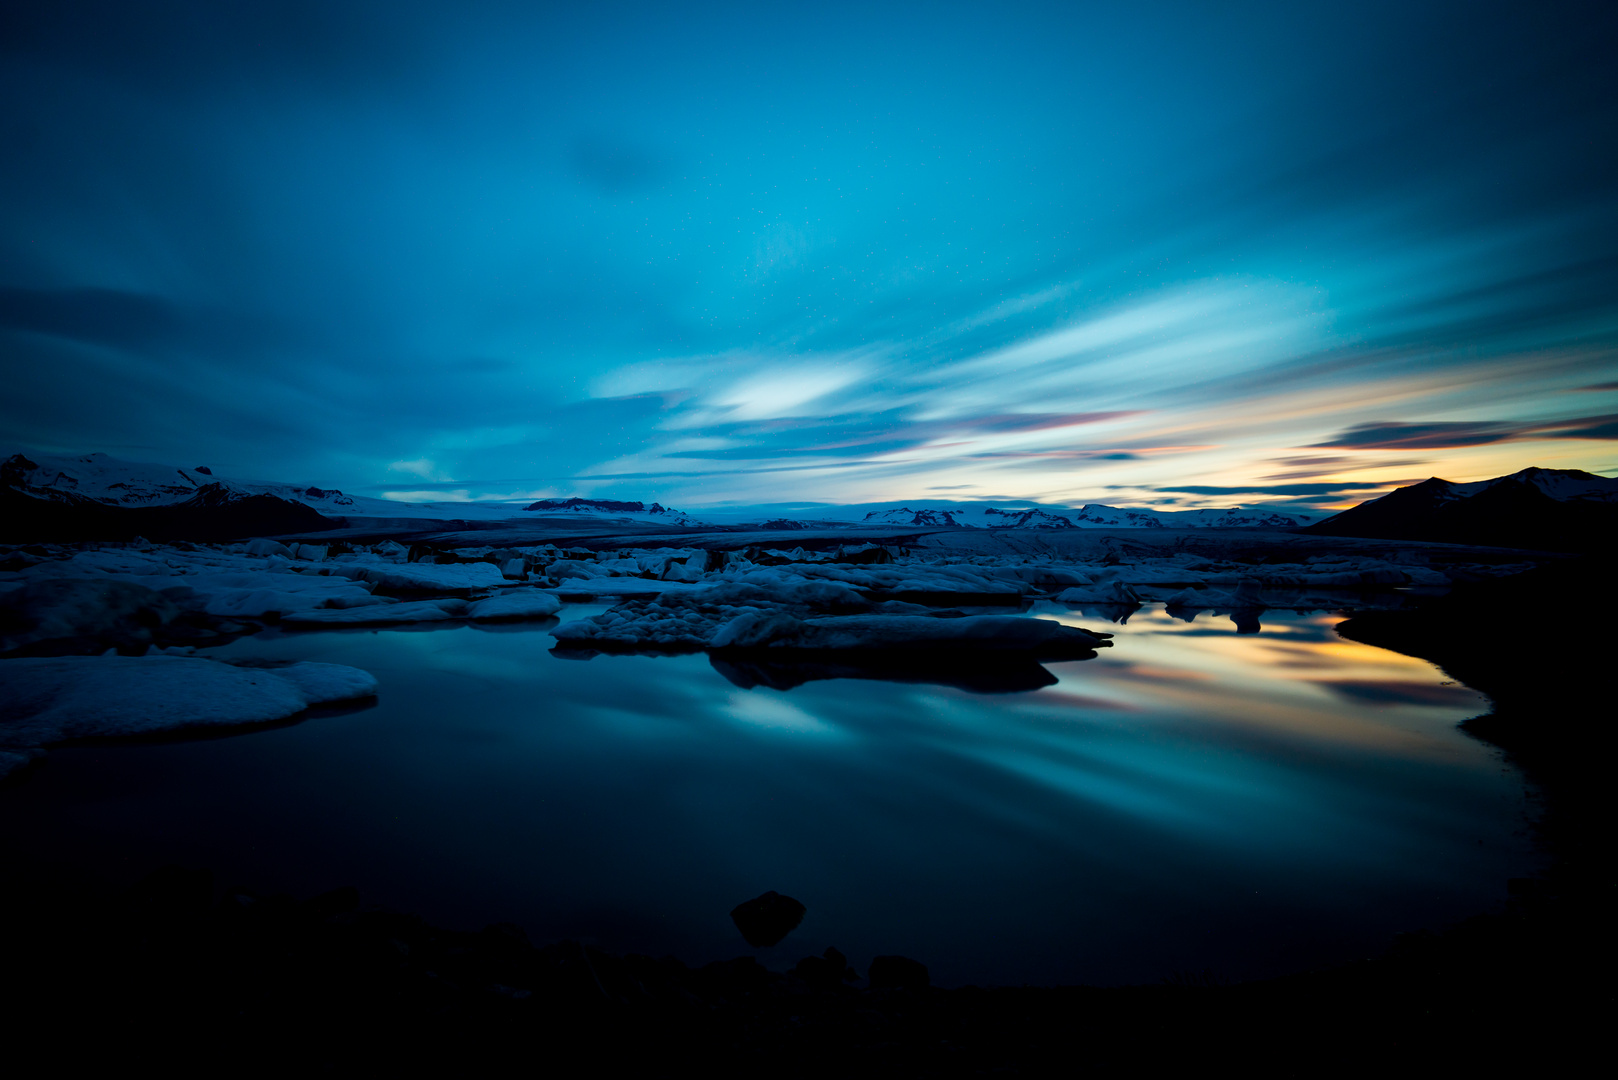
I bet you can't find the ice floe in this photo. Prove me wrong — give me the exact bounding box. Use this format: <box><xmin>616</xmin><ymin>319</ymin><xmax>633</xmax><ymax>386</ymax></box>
<box><xmin>281</xmin><ymin>589</ymin><xmax>561</xmax><ymax>626</ymax></box>
<box><xmin>325</xmin><ymin>561</ymin><xmax>507</xmax><ymax>592</ymax></box>
<box><xmin>710</xmin><ymin>612</ymin><xmax>1109</xmax><ymax>654</ymax></box>
<box><xmin>0</xmin><ymin>655</ymin><xmax>377</xmax><ymax>775</ymax></box>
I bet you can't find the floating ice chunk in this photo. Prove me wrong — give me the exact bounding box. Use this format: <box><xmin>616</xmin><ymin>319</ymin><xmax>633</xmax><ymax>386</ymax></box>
<box><xmin>282</xmin><ymin>599</ymin><xmax>468</xmax><ymax>625</ymax></box>
<box><xmin>711</xmin><ymin>612</ymin><xmax>1110</xmax><ymax>652</ymax></box>
<box><xmin>0</xmin><ymin>578</ymin><xmax>187</xmax><ymax>653</ymax></box>
<box><xmin>660</xmin><ymin>560</ymin><xmax>704</xmax><ymax>583</ymax></box>
<box><xmin>547</xmin><ymin>561</ymin><xmax>602</xmax><ymax>582</ymax></box>
<box><xmin>201</xmin><ymin>584</ymin><xmax>380</xmax><ymax>617</ymax></box>
<box><xmin>1112</xmin><ymin>568</ymin><xmax>1207</xmax><ymax>586</ymax></box>
<box><xmin>268</xmin><ymin>661</ymin><xmax>379</xmax><ymax>703</ymax></box>
<box><xmin>986</xmin><ymin>566</ymin><xmax>1093</xmax><ymax>587</ymax></box>
<box><xmin>245</xmin><ymin>539</ymin><xmax>294</xmax><ymax>558</ymax></box>
<box><xmin>465</xmin><ymin>590</ymin><xmax>562</xmax><ymax>620</ymax></box>
<box><xmin>292</xmin><ymin>544</ymin><xmax>328</xmax><ymax>562</ymax></box>
<box><xmin>0</xmin><ymin>655</ymin><xmax>377</xmax><ymax>772</ymax></box>
<box><xmin>327</xmin><ymin>561</ymin><xmax>506</xmax><ymax>591</ymax></box>
<box><xmin>1055</xmin><ymin>581</ymin><xmax>1142</xmax><ymax>604</ymax></box>
<box><xmin>549</xmin><ymin>579</ymin><xmax>866</xmax><ymax>649</ymax></box>
<box><xmin>690</xmin><ymin>549</ymin><xmax>726</xmax><ymax>573</ymax></box>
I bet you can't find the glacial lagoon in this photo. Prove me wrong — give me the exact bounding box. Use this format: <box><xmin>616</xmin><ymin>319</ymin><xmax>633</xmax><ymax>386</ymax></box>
<box><xmin>0</xmin><ymin>604</ymin><xmax>1537</xmax><ymax>987</ymax></box>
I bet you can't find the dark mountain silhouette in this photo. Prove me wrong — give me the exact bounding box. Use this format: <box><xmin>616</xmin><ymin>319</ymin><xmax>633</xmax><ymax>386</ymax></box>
<box><xmin>1306</xmin><ymin>467</ymin><xmax>1616</xmax><ymax>551</ymax></box>
<box><xmin>1</xmin><ymin>482</ymin><xmax>339</xmax><ymax>543</ymax></box>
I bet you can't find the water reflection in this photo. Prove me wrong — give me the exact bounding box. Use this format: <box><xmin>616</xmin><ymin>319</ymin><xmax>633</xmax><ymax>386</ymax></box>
<box><xmin>0</xmin><ymin>605</ymin><xmax>1535</xmax><ymax>988</ymax></box>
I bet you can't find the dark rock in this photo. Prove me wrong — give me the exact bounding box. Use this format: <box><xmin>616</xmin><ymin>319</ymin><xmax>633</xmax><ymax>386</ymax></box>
<box><xmin>729</xmin><ymin>890</ymin><xmax>806</xmax><ymax>947</ymax></box>
<box><xmin>868</xmin><ymin>955</ymin><xmax>929</xmax><ymax>991</ymax></box>
<box><xmin>698</xmin><ymin>955</ymin><xmax>773</xmax><ymax>995</ymax></box>
<box><xmin>794</xmin><ymin>946</ymin><xmax>855</xmax><ymax>990</ymax></box>
<box><xmin>303</xmin><ymin>886</ymin><xmax>360</xmax><ymax>920</ymax></box>
<box><xmin>477</xmin><ymin>921</ymin><xmax>533</xmax><ymax>955</ymax></box>
<box><xmin>127</xmin><ymin>865</ymin><xmax>213</xmax><ymax>922</ymax></box>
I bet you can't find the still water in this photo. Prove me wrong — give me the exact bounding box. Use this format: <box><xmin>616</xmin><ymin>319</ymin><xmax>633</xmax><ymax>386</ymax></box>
<box><xmin>0</xmin><ymin>604</ymin><xmax>1537</xmax><ymax>986</ymax></box>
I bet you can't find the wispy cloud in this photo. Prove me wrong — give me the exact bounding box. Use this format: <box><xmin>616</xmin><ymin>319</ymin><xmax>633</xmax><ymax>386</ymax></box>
<box><xmin>1315</xmin><ymin>414</ymin><xmax>1618</xmax><ymax>449</ymax></box>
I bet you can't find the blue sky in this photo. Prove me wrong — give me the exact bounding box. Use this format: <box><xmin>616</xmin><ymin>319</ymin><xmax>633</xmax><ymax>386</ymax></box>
<box><xmin>1</xmin><ymin>0</ymin><xmax>1615</xmax><ymax>512</ymax></box>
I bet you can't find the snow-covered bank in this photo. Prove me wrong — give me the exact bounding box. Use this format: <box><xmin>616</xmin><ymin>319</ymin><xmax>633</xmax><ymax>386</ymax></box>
<box><xmin>0</xmin><ymin>656</ymin><xmax>377</xmax><ymax>776</ymax></box>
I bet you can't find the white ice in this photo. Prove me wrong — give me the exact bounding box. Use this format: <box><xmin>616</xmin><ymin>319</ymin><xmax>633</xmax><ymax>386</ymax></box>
<box><xmin>0</xmin><ymin>655</ymin><xmax>378</xmax><ymax>774</ymax></box>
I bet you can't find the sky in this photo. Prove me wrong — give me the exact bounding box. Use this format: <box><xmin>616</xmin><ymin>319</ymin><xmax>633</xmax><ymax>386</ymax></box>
<box><xmin>1</xmin><ymin>0</ymin><xmax>1615</xmax><ymax>514</ymax></box>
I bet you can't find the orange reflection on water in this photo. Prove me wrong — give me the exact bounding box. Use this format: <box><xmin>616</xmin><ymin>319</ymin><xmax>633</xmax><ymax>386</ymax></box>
<box><xmin>1032</xmin><ymin>608</ymin><xmax>1492</xmax><ymax>762</ymax></box>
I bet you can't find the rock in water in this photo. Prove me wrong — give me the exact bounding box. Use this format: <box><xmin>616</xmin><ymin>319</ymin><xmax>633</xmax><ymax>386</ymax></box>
<box><xmin>868</xmin><ymin>955</ymin><xmax>930</xmax><ymax>991</ymax></box>
<box><xmin>729</xmin><ymin>890</ymin><xmax>806</xmax><ymax>948</ymax></box>
<box><xmin>794</xmin><ymin>946</ymin><xmax>854</xmax><ymax>989</ymax></box>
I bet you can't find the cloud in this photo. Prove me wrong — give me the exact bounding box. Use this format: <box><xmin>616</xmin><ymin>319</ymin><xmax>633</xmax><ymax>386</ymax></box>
<box><xmin>1159</xmin><ymin>481</ymin><xmax>1402</xmax><ymax>496</ymax></box>
<box><xmin>1310</xmin><ymin>421</ymin><xmax>1517</xmax><ymax>449</ymax></box>
<box><xmin>2</xmin><ymin>3</ymin><xmax>1615</xmax><ymax>508</ymax></box>
<box><xmin>1528</xmin><ymin>413</ymin><xmax>1618</xmax><ymax>440</ymax></box>
<box><xmin>1258</xmin><ymin>456</ymin><xmax>1430</xmax><ymax>480</ymax></box>
<box><xmin>1268</xmin><ymin>455</ymin><xmax>1354</xmax><ymax>468</ymax></box>
<box><xmin>970</xmin><ymin>450</ymin><xmax>1142</xmax><ymax>461</ymax></box>
<box><xmin>386</xmin><ymin>458</ymin><xmax>445</xmax><ymax>480</ymax></box>
<box><xmin>1314</xmin><ymin>414</ymin><xmax>1618</xmax><ymax>449</ymax></box>
<box><xmin>0</xmin><ymin>287</ymin><xmax>179</xmax><ymax>348</ymax></box>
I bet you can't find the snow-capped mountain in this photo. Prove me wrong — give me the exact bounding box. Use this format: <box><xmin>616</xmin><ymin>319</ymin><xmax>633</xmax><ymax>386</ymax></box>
<box><xmin>1447</xmin><ymin>466</ymin><xmax>1618</xmax><ymax>503</ymax></box>
<box><xmin>1</xmin><ymin>452</ymin><xmax>340</xmax><ymax>542</ymax></box>
<box><xmin>2</xmin><ymin>451</ymin><xmax>218</xmax><ymax>507</ymax></box>
<box><xmin>1</xmin><ymin>451</ymin><xmax>367</xmax><ymax>512</ymax></box>
<box><xmin>522</xmin><ymin>497</ymin><xmax>707</xmax><ymax>527</ymax></box>
<box><xmin>861</xmin><ymin>503</ymin><xmax>1313</xmax><ymax>529</ymax></box>
<box><xmin>1308</xmin><ymin>467</ymin><xmax>1617</xmax><ymax>551</ymax></box>
<box><xmin>0</xmin><ymin>450</ymin><xmax>555</xmax><ymax>522</ymax></box>
<box><xmin>862</xmin><ymin>507</ymin><xmax>979</xmax><ymax>527</ymax></box>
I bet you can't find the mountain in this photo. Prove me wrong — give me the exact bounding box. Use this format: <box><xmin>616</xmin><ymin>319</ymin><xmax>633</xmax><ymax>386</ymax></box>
<box><xmin>0</xmin><ymin>451</ymin><xmax>367</xmax><ymax>512</ymax></box>
<box><xmin>0</xmin><ymin>451</ymin><xmax>365</xmax><ymax>542</ymax></box>
<box><xmin>861</xmin><ymin>503</ymin><xmax>1313</xmax><ymax>529</ymax></box>
<box><xmin>522</xmin><ymin>497</ymin><xmax>706</xmax><ymax>526</ymax></box>
<box><xmin>861</xmin><ymin>507</ymin><xmax>978</xmax><ymax>527</ymax></box>
<box><xmin>0</xmin><ymin>450</ymin><xmax>554</xmax><ymax>531</ymax></box>
<box><xmin>1305</xmin><ymin>467</ymin><xmax>1618</xmax><ymax>551</ymax></box>
<box><xmin>0</xmin><ymin>472</ymin><xmax>334</xmax><ymax>544</ymax></box>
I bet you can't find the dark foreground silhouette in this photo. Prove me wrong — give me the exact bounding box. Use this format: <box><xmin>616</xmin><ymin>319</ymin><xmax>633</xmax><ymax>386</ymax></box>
<box><xmin>2</xmin><ymin>559</ymin><xmax>1611</xmax><ymax>1075</ymax></box>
